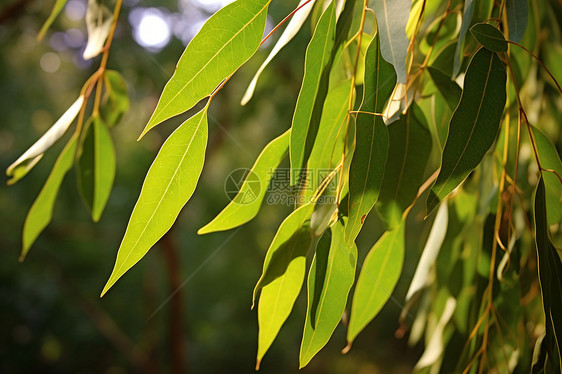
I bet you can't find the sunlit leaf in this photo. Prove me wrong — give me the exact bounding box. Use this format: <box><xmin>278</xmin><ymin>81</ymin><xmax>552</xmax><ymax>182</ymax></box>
<box><xmin>346</xmin><ymin>219</ymin><xmax>405</xmax><ymax>346</ymax></box>
<box><xmin>198</xmin><ymin>130</ymin><xmax>290</xmax><ymax>234</ymax></box>
<box><xmin>300</xmin><ymin>220</ymin><xmax>356</xmax><ymax>367</ymax></box>
<box><xmin>470</xmin><ymin>23</ymin><xmax>508</xmax><ymax>52</ymax></box>
<box><xmin>346</xmin><ymin>35</ymin><xmax>395</xmax><ymax>244</ymax></box>
<box><xmin>427</xmin><ymin>48</ymin><xmax>506</xmax><ymax>216</ymax></box>
<box><xmin>371</xmin><ymin>0</ymin><xmax>411</xmax><ymax>83</ymax></box>
<box><xmin>37</xmin><ymin>0</ymin><xmax>68</xmax><ymax>41</ymax></box>
<box><xmin>20</xmin><ymin>135</ymin><xmax>78</xmax><ymax>261</ymax></box>
<box><xmin>77</xmin><ymin>116</ymin><xmax>116</xmax><ymax>222</ymax></box>
<box><xmin>101</xmin><ymin>70</ymin><xmax>129</xmax><ymax>128</ymax></box>
<box><xmin>376</xmin><ymin>104</ymin><xmax>432</xmax><ymax>229</ymax></box>
<box><xmin>140</xmin><ymin>0</ymin><xmax>270</xmax><ymax>138</ymax></box>
<box><xmin>290</xmin><ymin>1</ymin><xmax>336</xmax><ymax>184</ymax></box>
<box><xmin>241</xmin><ymin>0</ymin><xmax>315</xmax><ymax>105</ymax></box>
<box><xmin>101</xmin><ymin>108</ymin><xmax>208</xmax><ymax>296</ymax></box>
<box><xmin>254</xmin><ymin>203</ymin><xmax>315</xmax><ymax>369</ymax></box>
<box><xmin>7</xmin><ymin>95</ymin><xmax>84</xmax><ymax>185</ymax></box>
<box><xmin>453</xmin><ymin>0</ymin><xmax>475</xmax><ymax>77</ymax></box>
<box><xmin>83</xmin><ymin>0</ymin><xmax>113</xmax><ymax>60</ymax></box>
<box><xmin>506</xmin><ymin>0</ymin><xmax>528</xmax><ymax>43</ymax></box>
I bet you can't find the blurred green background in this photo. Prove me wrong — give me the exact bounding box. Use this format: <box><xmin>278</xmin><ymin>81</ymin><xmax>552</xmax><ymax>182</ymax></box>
<box><xmin>0</xmin><ymin>0</ymin><xmax>427</xmax><ymax>372</ymax></box>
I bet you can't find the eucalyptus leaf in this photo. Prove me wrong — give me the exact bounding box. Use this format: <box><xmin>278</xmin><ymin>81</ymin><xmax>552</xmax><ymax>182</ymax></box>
<box><xmin>427</xmin><ymin>67</ymin><xmax>462</xmax><ymax>112</ymax></box>
<box><xmin>453</xmin><ymin>0</ymin><xmax>475</xmax><ymax>77</ymax></box>
<box><xmin>83</xmin><ymin>0</ymin><xmax>113</xmax><ymax>60</ymax></box>
<box><xmin>506</xmin><ymin>0</ymin><xmax>528</xmax><ymax>43</ymax></box>
<box><xmin>139</xmin><ymin>0</ymin><xmax>270</xmax><ymax>138</ymax></box>
<box><xmin>101</xmin><ymin>108</ymin><xmax>208</xmax><ymax>296</ymax></box>
<box><xmin>427</xmin><ymin>48</ymin><xmax>506</xmax><ymax>216</ymax></box>
<box><xmin>290</xmin><ymin>1</ymin><xmax>336</xmax><ymax>184</ymax></box>
<box><xmin>470</xmin><ymin>23</ymin><xmax>508</xmax><ymax>52</ymax></box>
<box><xmin>300</xmin><ymin>220</ymin><xmax>356</xmax><ymax>367</ymax></box>
<box><xmin>20</xmin><ymin>135</ymin><xmax>78</xmax><ymax>261</ymax></box>
<box><xmin>101</xmin><ymin>70</ymin><xmax>129</xmax><ymax>128</ymax></box>
<box><xmin>346</xmin><ymin>218</ymin><xmax>405</xmax><ymax>346</ymax></box>
<box><xmin>198</xmin><ymin>130</ymin><xmax>290</xmax><ymax>234</ymax></box>
<box><xmin>7</xmin><ymin>95</ymin><xmax>84</xmax><ymax>185</ymax></box>
<box><xmin>37</xmin><ymin>0</ymin><xmax>68</xmax><ymax>41</ymax></box>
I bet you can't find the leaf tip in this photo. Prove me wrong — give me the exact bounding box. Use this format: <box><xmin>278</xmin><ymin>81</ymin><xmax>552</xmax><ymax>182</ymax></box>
<box><xmin>341</xmin><ymin>342</ymin><xmax>352</xmax><ymax>354</ymax></box>
<box><xmin>255</xmin><ymin>359</ymin><xmax>261</xmax><ymax>371</ymax></box>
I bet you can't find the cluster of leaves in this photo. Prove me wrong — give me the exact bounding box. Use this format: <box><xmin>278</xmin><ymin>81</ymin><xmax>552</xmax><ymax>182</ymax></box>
<box><xmin>9</xmin><ymin>0</ymin><xmax>562</xmax><ymax>371</ymax></box>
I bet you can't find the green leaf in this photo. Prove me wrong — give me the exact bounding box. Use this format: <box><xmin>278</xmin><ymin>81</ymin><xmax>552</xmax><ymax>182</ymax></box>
<box><xmin>453</xmin><ymin>0</ymin><xmax>475</xmax><ymax>77</ymax></box>
<box><xmin>101</xmin><ymin>108</ymin><xmax>208</xmax><ymax>296</ymax></box>
<box><xmin>198</xmin><ymin>130</ymin><xmax>290</xmax><ymax>234</ymax></box>
<box><xmin>37</xmin><ymin>0</ymin><xmax>68</xmax><ymax>41</ymax></box>
<box><xmin>376</xmin><ymin>104</ymin><xmax>432</xmax><ymax>229</ymax></box>
<box><xmin>241</xmin><ymin>0</ymin><xmax>315</xmax><ymax>105</ymax></box>
<box><xmin>506</xmin><ymin>0</ymin><xmax>528</xmax><ymax>43</ymax></box>
<box><xmin>300</xmin><ymin>220</ymin><xmax>356</xmax><ymax>368</ymax></box>
<box><xmin>346</xmin><ymin>219</ymin><xmax>405</xmax><ymax>346</ymax></box>
<box><xmin>101</xmin><ymin>70</ymin><xmax>129</xmax><ymax>128</ymax></box>
<box><xmin>290</xmin><ymin>1</ymin><xmax>336</xmax><ymax>184</ymax></box>
<box><xmin>426</xmin><ymin>48</ymin><xmax>506</xmax><ymax>216</ymax></box>
<box><xmin>345</xmin><ymin>35</ymin><xmax>396</xmax><ymax>244</ymax></box>
<box><xmin>371</xmin><ymin>0</ymin><xmax>411</xmax><ymax>83</ymax></box>
<box><xmin>427</xmin><ymin>67</ymin><xmax>462</xmax><ymax>112</ymax></box>
<box><xmin>534</xmin><ymin>176</ymin><xmax>562</xmax><ymax>371</ymax></box>
<box><xmin>139</xmin><ymin>0</ymin><xmax>270</xmax><ymax>138</ymax></box>
<box><xmin>531</xmin><ymin>126</ymin><xmax>562</xmax><ymax>231</ymax></box>
<box><xmin>20</xmin><ymin>135</ymin><xmax>78</xmax><ymax>261</ymax></box>
<box><xmin>254</xmin><ymin>203</ymin><xmax>315</xmax><ymax>369</ymax></box>
<box><xmin>470</xmin><ymin>23</ymin><xmax>508</xmax><ymax>52</ymax></box>
<box><xmin>7</xmin><ymin>95</ymin><xmax>84</xmax><ymax>185</ymax></box>
<box><xmin>83</xmin><ymin>0</ymin><xmax>113</xmax><ymax>60</ymax></box>
<box><xmin>77</xmin><ymin>116</ymin><xmax>116</xmax><ymax>222</ymax></box>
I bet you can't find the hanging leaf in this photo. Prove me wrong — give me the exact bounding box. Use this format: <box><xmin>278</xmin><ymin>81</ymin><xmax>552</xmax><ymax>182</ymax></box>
<box><xmin>346</xmin><ymin>219</ymin><xmax>405</xmax><ymax>346</ymax></box>
<box><xmin>139</xmin><ymin>0</ymin><xmax>270</xmax><ymax>138</ymax></box>
<box><xmin>100</xmin><ymin>70</ymin><xmax>129</xmax><ymax>128</ymax></box>
<box><xmin>241</xmin><ymin>0</ymin><xmax>316</xmax><ymax>105</ymax></box>
<box><xmin>7</xmin><ymin>95</ymin><xmax>84</xmax><ymax>185</ymax></box>
<box><xmin>506</xmin><ymin>0</ymin><xmax>528</xmax><ymax>43</ymax></box>
<box><xmin>346</xmin><ymin>35</ymin><xmax>395</xmax><ymax>244</ymax></box>
<box><xmin>83</xmin><ymin>0</ymin><xmax>113</xmax><ymax>60</ymax></box>
<box><xmin>470</xmin><ymin>23</ymin><xmax>508</xmax><ymax>52</ymax></box>
<box><xmin>20</xmin><ymin>135</ymin><xmax>78</xmax><ymax>261</ymax></box>
<box><xmin>290</xmin><ymin>1</ymin><xmax>336</xmax><ymax>184</ymax></box>
<box><xmin>427</xmin><ymin>67</ymin><xmax>462</xmax><ymax>112</ymax></box>
<box><xmin>300</xmin><ymin>220</ymin><xmax>356</xmax><ymax>367</ymax></box>
<box><xmin>198</xmin><ymin>130</ymin><xmax>290</xmax><ymax>234</ymax></box>
<box><xmin>254</xmin><ymin>203</ymin><xmax>315</xmax><ymax>369</ymax></box>
<box><xmin>37</xmin><ymin>0</ymin><xmax>69</xmax><ymax>41</ymax></box>
<box><xmin>534</xmin><ymin>176</ymin><xmax>562</xmax><ymax>372</ymax></box>
<box><xmin>101</xmin><ymin>108</ymin><xmax>208</xmax><ymax>296</ymax></box>
<box><xmin>77</xmin><ymin>116</ymin><xmax>116</xmax><ymax>222</ymax></box>
<box><xmin>376</xmin><ymin>104</ymin><xmax>432</xmax><ymax>229</ymax></box>
<box><xmin>426</xmin><ymin>48</ymin><xmax>507</xmax><ymax>216</ymax></box>
<box><xmin>453</xmin><ymin>0</ymin><xmax>475</xmax><ymax>77</ymax></box>
<box><xmin>371</xmin><ymin>0</ymin><xmax>411</xmax><ymax>83</ymax></box>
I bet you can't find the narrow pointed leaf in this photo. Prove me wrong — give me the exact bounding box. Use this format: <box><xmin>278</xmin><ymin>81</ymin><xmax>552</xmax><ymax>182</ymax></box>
<box><xmin>534</xmin><ymin>176</ymin><xmax>562</xmax><ymax>371</ymax></box>
<box><xmin>506</xmin><ymin>0</ymin><xmax>528</xmax><ymax>43</ymax></box>
<box><xmin>140</xmin><ymin>0</ymin><xmax>270</xmax><ymax>138</ymax></box>
<box><xmin>101</xmin><ymin>108</ymin><xmax>208</xmax><ymax>296</ymax></box>
<box><xmin>21</xmin><ymin>135</ymin><xmax>78</xmax><ymax>261</ymax></box>
<box><xmin>453</xmin><ymin>0</ymin><xmax>475</xmax><ymax>77</ymax></box>
<box><xmin>300</xmin><ymin>221</ymin><xmax>356</xmax><ymax>368</ymax></box>
<box><xmin>241</xmin><ymin>0</ymin><xmax>315</xmax><ymax>105</ymax></box>
<box><xmin>254</xmin><ymin>203</ymin><xmax>315</xmax><ymax>368</ymax></box>
<box><xmin>346</xmin><ymin>35</ymin><xmax>395</xmax><ymax>244</ymax></box>
<box><xmin>101</xmin><ymin>70</ymin><xmax>129</xmax><ymax>128</ymax></box>
<box><xmin>470</xmin><ymin>23</ymin><xmax>508</xmax><ymax>52</ymax></box>
<box><xmin>83</xmin><ymin>0</ymin><xmax>113</xmax><ymax>60</ymax></box>
<box><xmin>7</xmin><ymin>95</ymin><xmax>84</xmax><ymax>185</ymax></box>
<box><xmin>38</xmin><ymin>0</ymin><xmax>68</xmax><ymax>41</ymax></box>
<box><xmin>290</xmin><ymin>1</ymin><xmax>336</xmax><ymax>183</ymax></box>
<box><xmin>427</xmin><ymin>67</ymin><xmax>462</xmax><ymax>112</ymax></box>
<box><xmin>427</xmin><ymin>48</ymin><xmax>506</xmax><ymax>216</ymax></box>
<box><xmin>198</xmin><ymin>130</ymin><xmax>290</xmax><ymax>234</ymax></box>
<box><xmin>371</xmin><ymin>0</ymin><xmax>411</xmax><ymax>83</ymax></box>
<box><xmin>77</xmin><ymin>117</ymin><xmax>116</xmax><ymax>222</ymax></box>
<box><xmin>346</xmin><ymin>219</ymin><xmax>405</xmax><ymax>345</ymax></box>
<box><xmin>376</xmin><ymin>104</ymin><xmax>432</xmax><ymax>229</ymax></box>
